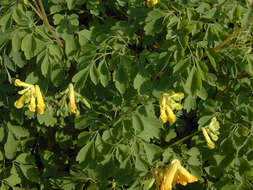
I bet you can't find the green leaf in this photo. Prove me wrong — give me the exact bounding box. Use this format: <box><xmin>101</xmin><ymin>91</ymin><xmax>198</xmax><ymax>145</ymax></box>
<box><xmin>207</xmin><ymin>51</ymin><xmax>217</xmax><ymax>71</ymax></box>
<box><xmin>12</xmin><ymin>51</ymin><xmax>26</xmax><ymax>68</ymax></box>
<box><xmin>78</xmin><ymin>29</ymin><xmax>92</xmax><ymax>46</ymax></box>
<box><xmin>21</xmin><ymin>33</ymin><xmax>36</xmax><ymax>60</ymax></box>
<box><xmin>89</xmin><ymin>64</ymin><xmax>100</xmax><ymax>85</ymax></box>
<box><xmin>246</xmin><ymin>54</ymin><xmax>253</xmax><ymax>76</ymax></box>
<box><xmin>72</xmin><ymin>67</ymin><xmax>89</xmax><ymax>89</ymax></box>
<box><xmin>184</xmin><ymin>66</ymin><xmax>202</xmax><ymax>96</ymax></box>
<box><xmin>75</xmin><ymin>115</ymin><xmax>96</xmax><ymax>129</ymax></box>
<box><xmin>41</xmin><ymin>53</ymin><xmax>50</xmax><ymax>77</ymax></box>
<box><xmin>113</xmin><ymin>64</ymin><xmax>129</xmax><ymax>94</ymax></box>
<box><xmin>19</xmin><ymin>164</ymin><xmax>40</xmax><ymax>183</ymax></box>
<box><xmin>12</xmin><ymin>31</ymin><xmax>21</xmax><ymax>52</ymax></box>
<box><xmin>0</xmin><ymin>12</ymin><xmax>12</xmax><ymax>32</ymax></box>
<box><xmin>7</xmin><ymin>122</ymin><xmax>29</xmax><ymax>139</ymax></box>
<box><xmin>37</xmin><ymin>110</ymin><xmax>57</xmax><ymax>127</ymax></box>
<box><xmin>76</xmin><ymin>141</ymin><xmax>93</xmax><ymax>163</ymax></box>
<box><xmin>143</xmin><ymin>142</ymin><xmax>162</xmax><ymax>165</ymax></box>
<box><xmin>0</xmin><ymin>126</ymin><xmax>5</xmax><ymax>142</ymax></box>
<box><xmin>4</xmin><ymin>55</ymin><xmax>16</xmax><ymax>72</ymax></box>
<box><xmin>132</xmin><ymin>114</ymin><xmax>144</xmax><ymax>134</ymax></box>
<box><xmin>98</xmin><ymin>61</ymin><xmax>110</xmax><ymax>87</ymax></box>
<box><xmin>67</xmin><ymin>0</ymin><xmax>77</xmax><ymax>10</ymax></box>
<box><xmin>173</xmin><ymin>57</ymin><xmax>191</xmax><ymax>74</ymax></box>
<box><xmin>4</xmin><ymin>131</ymin><xmax>19</xmax><ymax>160</ymax></box>
<box><xmin>4</xmin><ymin>173</ymin><xmax>21</xmax><ymax>187</ymax></box>
<box><xmin>65</xmin><ymin>35</ymin><xmax>78</xmax><ymax>58</ymax></box>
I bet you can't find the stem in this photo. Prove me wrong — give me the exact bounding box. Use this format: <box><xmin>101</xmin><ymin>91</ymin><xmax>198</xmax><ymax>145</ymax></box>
<box><xmin>34</xmin><ymin>0</ymin><xmax>64</xmax><ymax>48</ymax></box>
<box><xmin>213</xmin><ymin>17</ymin><xmax>253</xmax><ymax>53</ymax></box>
<box><xmin>29</xmin><ymin>3</ymin><xmax>43</xmax><ymax>19</ymax></box>
<box><xmin>166</xmin><ymin>130</ymin><xmax>201</xmax><ymax>148</ymax></box>
<box><xmin>214</xmin><ymin>72</ymin><xmax>248</xmax><ymax>101</ymax></box>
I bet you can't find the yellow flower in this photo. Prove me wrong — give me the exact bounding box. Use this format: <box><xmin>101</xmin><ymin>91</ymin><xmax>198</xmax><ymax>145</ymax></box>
<box><xmin>155</xmin><ymin>159</ymin><xmax>198</xmax><ymax>190</ymax></box>
<box><xmin>14</xmin><ymin>94</ymin><xmax>28</xmax><ymax>109</ymax></box>
<box><xmin>201</xmin><ymin>127</ymin><xmax>215</xmax><ymax>149</ymax></box>
<box><xmin>28</xmin><ymin>87</ymin><xmax>36</xmax><ymax>112</ymax></box>
<box><xmin>166</xmin><ymin>105</ymin><xmax>176</xmax><ymax>124</ymax></box>
<box><xmin>68</xmin><ymin>83</ymin><xmax>77</xmax><ymax>114</ymax></box>
<box><xmin>35</xmin><ymin>85</ymin><xmax>46</xmax><ymax>115</ymax></box>
<box><xmin>159</xmin><ymin>92</ymin><xmax>184</xmax><ymax>124</ymax></box>
<box><xmin>201</xmin><ymin>117</ymin><xmax>220</xmax><ymax>149</ymax></box>
<box><xmin>147</xmin><ymin>0</ymin><xmax>158</xmax><ymax>6</ymax></box>
<box><xmin>14</xmin><ymin>79</ymin><xmax>33</xmax><ymax>88</ymax></box>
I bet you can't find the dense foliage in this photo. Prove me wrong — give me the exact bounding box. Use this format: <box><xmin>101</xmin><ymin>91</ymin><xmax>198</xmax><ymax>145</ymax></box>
<box><xmin>0</xmin><ymin>0</ymin><xmax>253</xmax><ymax>189</ymax></box>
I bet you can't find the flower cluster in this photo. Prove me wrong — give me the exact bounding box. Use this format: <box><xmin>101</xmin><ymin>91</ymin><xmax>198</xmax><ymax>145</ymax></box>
<box><xmin>159</xmin><ymin>92</ymin><xmax>184</xmax><ymax>124</ymax></box>
<box><xmin>153</xmin><ymin>159</ymin><xmax>198</xmax><ymax>190</ymax></box>
<box><xmin>14</xmin><ymin>79</ymin><xmax>46</xmax><ymax>115</ymax></box>
<box><xmin>201</xmin><ymin>117</ymin><xmax>220</xmax><ymax>149</ymax></box>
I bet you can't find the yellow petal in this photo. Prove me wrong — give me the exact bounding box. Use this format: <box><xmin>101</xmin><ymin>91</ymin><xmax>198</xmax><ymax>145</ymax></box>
<box><xmin>160</xmin><ymin>108</ymin><xmax>168</xmax><ymax>123</ymax></box>
<box><xmin>177</xmin><ymin>164</ymin><xmax>198</xmax><ymax>185</ymax></box>
<box><xmin>202</xmin><ymin>127</ymin><xmax>215</xmax><ymax>149</ymax></box>
<box><xmin>35</xmin><ymin>85</ymin><xmax>46</xmax><ymax>115</ymax></box>
<box><xmin>28</xmin><ymin>88</ymin><xmax>36</xmax><ymax>112</ymax></box>
<box><xmin>166</xmin><ymin>106</ymin><xmax>176</xmax><ymax>123</ymax></box>
<box><xmin>14</xmin><ymin>79</ymin><xmax>33</xmax><ymax>88</ymax></box>
<box><xmin>69</xmin><ymin>83</ymin><xmax>77</xmax><ymax>114</ymax></box>
<box><xmin>161</xmin><ymin>159</ymin><xmax>180</xmax><ymax>190</ymax></box>
<box><xmin>14</xmin><ymin>94</ymin><xmax>27</xmax><ymax>109</ymax></box>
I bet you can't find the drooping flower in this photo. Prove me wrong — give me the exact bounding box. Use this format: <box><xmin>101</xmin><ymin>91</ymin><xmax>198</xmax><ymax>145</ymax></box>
<box><xmin>14</xmin><ymin>94</ymin><xmax>28</xmax><ymax>109</ymax></box>
<box><xmin>147</xmin><ymin>0</ymin><xmax>158</xmax><ymax>6</ymax></box>
<box><xmin>154</xmin><ymin>159</ymin><xmax>198</xmax><ymax>190</ymax></box>
<box><xmin>159</xmin><ymin>92</ymin><xmax>184</xmax><ymax>124</ymax></box>
<box><xmin>68</xmin><ymin>83</ymin><xmax>77</xmax><ymax>114</ymax></box>
<box><xmin>35</xmin><ymin>85</ymin><xmax>46</xmax><ymax>115</ymax></box>
<box><xmin>28</xmin><ymin>87</ymin><xmax>36</xmax><ymax>112</ymax></box>
<box><xmin>201</xmin><ymin>117</ymin><xmax>220</xmax><ymax>149</ymax></box>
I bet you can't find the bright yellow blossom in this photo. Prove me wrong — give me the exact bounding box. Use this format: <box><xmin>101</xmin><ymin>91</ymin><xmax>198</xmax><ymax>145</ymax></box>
<box><xmin>68</xmin><ymin>83</ymin><xmax>77</xmax><ymax>114</ymax></box>
<box><xmin>147</xmin><ymin>0</ymin><xmax>158</xmax><ymax>6</ymax></box>
<box><xmin>14</xmin><ymin>94</ymin><xmax>28</xmax><ymax>109</ymax></box>
<box><xmin>154</xmin><ymin>159</ymin><xmax>198</xmax><ymax>190</ymax></box>
<box><xmin>14</xmin><ymin>79</ymin><xmax>33</xmax><ymax>88</ymax></box>
<box><xmin>35</xmin><ymin>85</ymin><xmax>46</xmax><ymax>115</ymax></box>
<box><xmin>201</xmin><ymin>117</ymin><xmax>220</xmax><ymax>149</ymax></box>
<box><xmin>159</xmin><ymin>92</ymin><xmax>184</xmax><ymax>124</ymax></box>
<box><xmin>28</xmin><ymin>87</ymin><xmax>36</xmax><ymax>112</ymax></box>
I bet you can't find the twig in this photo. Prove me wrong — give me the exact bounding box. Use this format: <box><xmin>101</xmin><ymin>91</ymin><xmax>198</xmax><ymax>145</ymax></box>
<box><xmin>30</xmin><ymin>0</ymin><xmax>64</xmax><ymax>48</ymax></box>
<box><xmin>214</xmin><ymin>72</ymin><xmax>249</xmax><ymax>101</ymax></box>
<box><xmin>204</xmin><ymin>17</ymin><xmax>253</xmax><ymax>56</ymax></box>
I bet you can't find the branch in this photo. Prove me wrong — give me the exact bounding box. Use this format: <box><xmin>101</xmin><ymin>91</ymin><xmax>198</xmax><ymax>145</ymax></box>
<box><xmin>32</xmin><ymin>0</ymin><xmax>64</xmax><ymax>48</ymax></box>
<box><xmin>214</xmin><ymin>72</ymin><xmax>249</xmax><ymax>101</ymax></box>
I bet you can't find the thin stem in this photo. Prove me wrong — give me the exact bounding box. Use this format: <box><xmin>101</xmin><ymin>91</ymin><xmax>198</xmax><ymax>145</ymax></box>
<box><xmin>35</xmin><ymin>0</ymin><xmax>64</xmax><ymax>48</ymax></box>
<box><xmin>29</xmin><ymin>3</ymin><xmax>43</xmax><ymax>19</ymax></box>
<box><xmin>166</xmin><ymin>130</ymin><xmax>201</xmax><ymax>148</ymax></box>
<box><xmin>213</xmin><ymin>17</ymin><xmax>253</xmax><ymax>53</ymax></box>
<box><xmin>214</xmin><ymin>72</ymin><xmax>248</xmax><ymax>101</ymax></box>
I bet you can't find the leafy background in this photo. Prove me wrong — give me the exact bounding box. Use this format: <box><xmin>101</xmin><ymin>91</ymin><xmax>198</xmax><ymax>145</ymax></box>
<box><xmin>0</xmin><ymin>0</ymin><xmax>253</xmax><ymax>189</ymax></box>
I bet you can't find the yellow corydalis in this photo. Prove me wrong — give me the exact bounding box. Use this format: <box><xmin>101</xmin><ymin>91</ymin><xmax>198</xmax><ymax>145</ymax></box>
<box><xmin>159</xmin><ymin>92</ymin><xmax>184</xmax><ymax>124</ymax></box>
<box><xmin>147</xmin><ymin>0</ymin><xmax>158</xmax><ymax>6</ymax></box>
<box><xmin>68</xmin><ymin>83</ymin><xmax>77</xmax><ymax>114</ymax></box>
<box><xmin>14</xmin><ymin>79</ymin><xmax>46</xmax><ymax>115</ymax></box>
<box><xmin>154</xmin><ymin>159</ymin><xmax>198</xmax><ymax>190</ymax></box>
<box><xmin>35</xmin><ymin>85</ymin><xmax>46</xmax><ymax>115</ymax></box>
<box><xmin>201</xmin><ymin>117</ymin><xmax>220</xmax><ymax>149</ymax></box>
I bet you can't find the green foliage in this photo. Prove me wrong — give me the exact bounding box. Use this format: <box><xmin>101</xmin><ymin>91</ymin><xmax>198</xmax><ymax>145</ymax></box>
<box><xmin>0</xmin><ymin>0</ymin><xmax>253</xmax><ymax>189</ymax></box>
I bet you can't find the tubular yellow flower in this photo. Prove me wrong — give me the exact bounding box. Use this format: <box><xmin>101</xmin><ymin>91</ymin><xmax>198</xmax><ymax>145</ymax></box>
<box><xmin>176</xmin><ymin>164</ymin><xmax>198</xmax><ymax>185</ymax></box>
<box><xmin>160</xmin><ymin>108</ymin><xmax>168</xmax><ymax>123</ymax></box>
<box><xmin>14</xmin><ymin>79</ymin><xmax>33</xmax><ymax>88</ymax></box>
<box><xmin>14</xmin><ymin>94</ymin><xmax>27</xmax><ymax>109</ymax></box>
<box><xmin>161</xmin><ymin>160</ymin><xmax>179</xmax><ymax>190</ymax></box>
<box><xmin>28</xmin><ymin>88</ymin><xmax>36</xmax><ymax>112</ymax></box>
<box><xmin>35</xmin><ymin>85</ymin><xmax>46</xmax><ymax>115</ymax></box>
<box><xmin>166</xmin><ymin>106</ymin><xmax>176</xmax><ymax>124</ymax></box>
<box><xmin>201</xmin><ymin>127</ymin><xmax>215</xmax><ymax>149</ymax></box>
<box><xmin>147</xmin><ymin>0</ymin><xmax>158</xmax><ymax>6</ymax></box>
<box><xmin>69</xmin><ymin>83</ymin><xmax>77</xmax><ymax>114</ymax></box>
